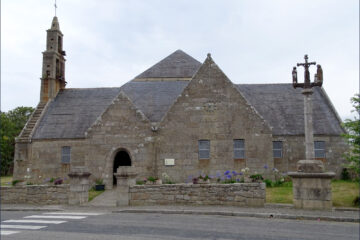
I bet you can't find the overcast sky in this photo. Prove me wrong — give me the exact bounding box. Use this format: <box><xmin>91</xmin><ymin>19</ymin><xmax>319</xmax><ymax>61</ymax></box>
<box><xmin>2</xmin><ymin>0</ymin><xmax>359</xmax><ymax>120</ymax></box>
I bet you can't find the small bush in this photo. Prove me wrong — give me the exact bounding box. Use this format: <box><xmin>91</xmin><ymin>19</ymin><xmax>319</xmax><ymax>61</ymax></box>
<box><xmin>26</xmin><ymin>182</ymin><xmax>33</xmax><ymax>185</ymax></box>
<box><xmin>250</xmin><ymin>174</ymin><xmax>264</xmax><ymax>182</ymax></box>
<box><xmin>147</xmin><ymin>176</ymin><xmax>158</xmax><ymax>183</ymax></box>
<box><xmin>95</xmin><ymin>178</ymin><xmax>104</xmax><ymax>185</ymax></box>
<box><xmin>49</xmin><ymin>177</ymin><xmax>55</xmax><ymax>183</ymax></box>
<box><xmin>341</xmin><ymin>168</ymin><xmax>351</xmax><ymax>181</ymax></box>
<box><xmin>136</xmin><ymin>180</ymin><xmax>145</xmax><ymax>185</ymax></box>
<box><xmin>11</xmin><ymin>180</ymin><xmax>21</xmax><ymax>186</ymax></box>
<box><xmin>264</xmin><ymin>179</ymin><xmax>274</xmax><ymax>187</ymax></box>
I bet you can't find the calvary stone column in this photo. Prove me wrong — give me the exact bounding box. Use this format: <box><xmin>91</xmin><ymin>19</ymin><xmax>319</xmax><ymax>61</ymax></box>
<box><xmin>289</xmin><ymin>55</ymin><xmax>335</xmax><ymax>210</ymax></box>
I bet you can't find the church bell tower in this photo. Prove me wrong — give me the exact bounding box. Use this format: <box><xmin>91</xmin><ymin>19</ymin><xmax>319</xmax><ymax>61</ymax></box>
<box><xmin>40</xmin><ymin>16</ymin><xmax>66</xmax><ymax>102</ymax></box>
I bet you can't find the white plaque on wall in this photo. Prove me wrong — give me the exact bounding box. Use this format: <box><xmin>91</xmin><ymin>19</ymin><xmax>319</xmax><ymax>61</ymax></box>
<box><xmin>164</xmin><ymin>158</ymin><xmax>175</xmax><ymax>166</ymax></box>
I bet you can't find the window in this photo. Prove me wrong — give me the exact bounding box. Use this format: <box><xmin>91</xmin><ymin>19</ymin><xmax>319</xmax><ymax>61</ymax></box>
<box><xmin>314</xmin><ymin>141</ymin><xmax>326</xmax><ymax>158</ymax></box>
<box><xmin>198</xmin><ymin>140</ymin><xmax>210</xmax><ymax>159</ymax></box>
<box><xmin>234</xmin><ymin>139</ymin><xmax>245</xmax><ymax>159</ymax></box>
<box><xmin>273</xmin><ymin>141</ymin><xmax>283</xmax><ymax>158</ymax></box>
<box><xmin>61</xmin><ymin>146</ymin><xmax>71</xmax><ymax>164</ymax></box>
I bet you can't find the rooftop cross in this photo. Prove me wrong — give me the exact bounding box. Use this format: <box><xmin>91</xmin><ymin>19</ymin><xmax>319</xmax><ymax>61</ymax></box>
<box><xmin>54</xmin><ymin>0</ymin><xmax>57</xmax><ymax>16</ymax></box>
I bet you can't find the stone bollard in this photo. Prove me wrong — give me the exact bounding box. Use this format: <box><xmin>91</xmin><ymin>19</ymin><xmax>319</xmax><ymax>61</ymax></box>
<box><xmin>288</xmin><ymin>160</ymin><xmax>335</xmax><ymax>210</ymax></box>
<box><xmin>68</xmin><ymin>166</ymin><xmax>91</xmax><ymax>205</ymax></box>
<box><xmin>114</xmin><ymin>167</ymin><xmax>137</xmax><ymax>206</ymax></box>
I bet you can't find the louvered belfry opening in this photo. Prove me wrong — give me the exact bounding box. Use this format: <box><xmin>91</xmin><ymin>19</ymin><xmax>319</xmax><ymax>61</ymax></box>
<box><xmin>113</xmin><ymin>150</ymin><xmax>131</xmax><ymax>185</ymax></box>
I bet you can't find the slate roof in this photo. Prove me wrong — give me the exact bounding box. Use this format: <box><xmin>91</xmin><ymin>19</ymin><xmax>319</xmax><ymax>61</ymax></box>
<box><xmin>134</xmin><ymin>50</ymin><xmax>201</xmax><ymax>79</ymax></box>
<box><xmin>120</xmin><ymin>81</ymin><xmax>189</xmax><ymax>122</ymax></box>
<box><xmin>33</xmin><ymin>88</ymin><xmax>121</xmax><ymax>139</ymax></box>
<box><xmin>32</xmin><ymin>50</ymin><xmax>344</xmax><ymax>139</ymax></box>
<box><xmin>236</xmin><ymin>84</ymin><xmax>344</xmax><ymax>136</ymax></box>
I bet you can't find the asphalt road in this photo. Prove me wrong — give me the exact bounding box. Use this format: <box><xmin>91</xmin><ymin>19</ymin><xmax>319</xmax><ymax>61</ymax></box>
<box><xmin>1</xmin><ymin>210</ymin><xmax>358</xmax><ymax>240</ymax></box>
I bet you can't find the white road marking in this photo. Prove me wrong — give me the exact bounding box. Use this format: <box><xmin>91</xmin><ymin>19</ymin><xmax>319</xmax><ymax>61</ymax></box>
<box><xmin>44</xmin><ymin>212</ymin><xmax>104</xmax><ymax>216</ymax></box>
<box><xmin>3</xmin><ymin>219</ymin><xmax>66</xmax><ymax>224</ymax></box>
<box><xmin>24</xmin><ymin>215</ymin><xmax>86</xmax><ymax>219</ymax></box>
<box><xmin>1</xmin><ymin>224</ymin><xmax>47</xmax><ymax>230</ymax></box>
<box><xmin>1</xmin><ymin>230</ymin><xmax>20</xmax><ymax>236</ymax></box>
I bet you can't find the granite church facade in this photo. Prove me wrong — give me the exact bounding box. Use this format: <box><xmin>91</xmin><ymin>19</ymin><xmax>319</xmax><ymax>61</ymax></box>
<box><xmin>13</xmin><ymin>17</ymin><xmax>347</xmax><ymax>188</ymax></box>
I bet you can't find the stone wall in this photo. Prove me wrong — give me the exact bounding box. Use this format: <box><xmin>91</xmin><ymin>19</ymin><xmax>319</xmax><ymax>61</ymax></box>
<box><xmin>1</xmin><ymin>185</ymin><xmax>69</xmax><ymax>204</ymax></box>
<box><xmin>130</xmin><ymin>183</ymin><xmax>265</xmax><ymax>207</ymax></box>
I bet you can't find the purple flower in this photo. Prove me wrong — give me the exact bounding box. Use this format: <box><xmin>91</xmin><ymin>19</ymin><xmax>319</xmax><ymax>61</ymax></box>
<box><xmin>239</xmin><ymin>172</ymin><xmax>243</xmax><ymax>176</ymax></box>
<box><xmin>224</xmin><ymin>170</ymin><xmax>230</xmax><ymax>175</ymax></box>
<box><xmin>264</xmin><ymin>164</ymin><xmax>268</xmax><ymax>169</ymax></box>
<box><xmin>232</xmin><ymin>171</ymin><xmax>237</xmax><ymax>176</ymax></box>
<box><xmin>236</xmin><ymin>178</ymin><xmax>240</xmax><ymax>182</ymax></box>
<box><xmin>226</xmin><ymin>175</ymin><xmax>232</xmax><ymax>179</ymax></box>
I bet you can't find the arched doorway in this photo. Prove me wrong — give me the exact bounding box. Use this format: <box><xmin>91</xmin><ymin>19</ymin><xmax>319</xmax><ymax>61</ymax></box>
<box><xmin>113</xmin><ymin>150</ymin><xmax>131</xmax><ymax>185</ymax></box>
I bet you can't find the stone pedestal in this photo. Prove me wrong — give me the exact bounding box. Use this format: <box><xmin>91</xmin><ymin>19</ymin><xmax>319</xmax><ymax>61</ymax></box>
<box><xmin>289</xmin><ymin>160</ymin><xmax>335</xmax><ymax>210</ymax></box>
<box><xmin>114</xmin><ymin>167</ymin><xmax>137</xmax><ymax>206</ymax></box>
<box><xmin>68</xmin><ymin>166</ymin><xmax>91</xmax><ymax>205</ymax></box>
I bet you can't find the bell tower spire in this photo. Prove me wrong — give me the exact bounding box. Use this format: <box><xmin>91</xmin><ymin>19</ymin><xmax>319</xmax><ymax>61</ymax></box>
<box><xmin>40</xmin><ymin>15</ymin><xmax>66</xmax><ymax>102</ymax></box>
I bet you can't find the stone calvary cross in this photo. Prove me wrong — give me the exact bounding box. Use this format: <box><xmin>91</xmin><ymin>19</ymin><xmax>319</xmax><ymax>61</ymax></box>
<box><xmin>292</xmin><ymin>54</ymin><xmax>323</xmax><ymax>160</ymax></box>
<box><xmin>289</xmin><ymin>55</ymin><xmax>335</xmax><ymax>210</ymax></box>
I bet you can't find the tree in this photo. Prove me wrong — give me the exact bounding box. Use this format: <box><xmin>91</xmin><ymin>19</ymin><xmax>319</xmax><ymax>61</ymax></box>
<box><xmin>0</xmin><ymin>106</ymin><xmax>34</xmax><ymax>176</ymax></box>
<box><xmin>342</xmin><ymin>94</ymin><xmax>360</xmax><ymax>176</ymax></box>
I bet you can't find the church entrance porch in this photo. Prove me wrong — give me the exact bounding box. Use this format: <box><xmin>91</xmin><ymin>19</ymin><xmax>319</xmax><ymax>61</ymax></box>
<box><xmin>113</xmin><ymin>150</ymin><xmax>131</xmax><ymax>185</ymax></box>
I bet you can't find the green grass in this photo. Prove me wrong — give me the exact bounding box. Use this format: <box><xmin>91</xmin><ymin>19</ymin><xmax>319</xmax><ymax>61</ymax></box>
<box><xmin>88</xmin><ymin>189</ymin><xmax>105</xmax><ymax>202</ymax></box>
<box><xmin>332</xmin><ymin>180</ymin><xmax>359</xmax><ymax>207</ymax></box>
<box><xmin>266</xmin><ymin>184</ymin><xmax>293</xmax><ymax>204</ymax></box>
<box><xmin>1</xmin><ymin>176</ymin><xmax>13</xmax><ymax>186</ymax></box>
<box><xmin>266</xmin><ymin>180</ymin><xmax>360</xmax><ymax>208</ymax></box>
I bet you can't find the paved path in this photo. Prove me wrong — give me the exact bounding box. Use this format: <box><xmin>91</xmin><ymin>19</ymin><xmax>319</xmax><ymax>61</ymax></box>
<box><xmin>84</xmin><ymin>189</ymin><xmax>117</xmax><ymax>207</ymax></box>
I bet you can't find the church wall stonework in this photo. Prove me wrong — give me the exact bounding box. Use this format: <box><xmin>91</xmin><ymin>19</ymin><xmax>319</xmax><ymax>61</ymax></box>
<box><xmin>85</xmin><ymin>92</ymin><xmax>155</xmax><ymax>189</ymax></box>
<box><xmin>156</xmin><ymin>56</ymin><xmax>274</xmax><ymax>182</ymax></box>
<box><xmin>273</xmin><ymin>135</ymin><xmax>347</xmax><ymax>176</ymax></box>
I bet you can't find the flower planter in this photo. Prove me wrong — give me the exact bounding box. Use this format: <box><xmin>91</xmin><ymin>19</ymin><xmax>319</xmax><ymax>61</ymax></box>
<box><xmin>95</xmin><ymin>184</ymin><xmax>105</xmax><ymax>191</ymax></box>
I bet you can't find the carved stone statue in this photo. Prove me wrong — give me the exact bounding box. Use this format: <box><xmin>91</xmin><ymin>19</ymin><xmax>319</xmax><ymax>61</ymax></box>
<box><xmin>292</xmin><ymin>67</ymin><xmax>298</xmax><ymax>85</ymax></box>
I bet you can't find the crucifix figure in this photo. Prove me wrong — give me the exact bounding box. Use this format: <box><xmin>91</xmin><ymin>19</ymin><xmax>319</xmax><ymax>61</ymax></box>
<box><xmin>292</xmin><ymin>55</ymin><xmax>324</xmax><ymax>160</ymax></box>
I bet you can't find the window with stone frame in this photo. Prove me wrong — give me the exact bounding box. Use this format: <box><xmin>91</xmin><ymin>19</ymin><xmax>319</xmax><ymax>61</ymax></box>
<box><xmin>233</xmin><ymin>139</ymin><xmax>245</xmax><ymax>159</ymax></box>
<box><xmin>61</xmin><ymin>146</ymin><xmax>71</xmax><ymax>164</ymax></box>
<box><xmin>273</xmin><ymin>141</ymin><xmax>283</xmax><ymax>158</ymax></box>
<box><xmin>314</xmin><ymin>141</ymin><xmax>326</xmax><ymax>158</ymax></box>
<box><xmin>198</xmin><ymin>140</ymin><xmax>210</xmax><ymax>159</ymax></box>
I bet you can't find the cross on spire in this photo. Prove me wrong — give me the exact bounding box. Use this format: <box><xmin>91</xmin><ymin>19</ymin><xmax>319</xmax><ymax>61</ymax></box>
<box><xmin>54</xmin><ymin>0</ymin><xmax>57</xmax><ymax>16</ymax></box>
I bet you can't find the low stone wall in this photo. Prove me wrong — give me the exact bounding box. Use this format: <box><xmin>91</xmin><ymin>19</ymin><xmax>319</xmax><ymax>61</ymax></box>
<box><xmin>1</xmin><ymin>185</ymin><xmax>69</xmax><ymax>205</ymax></box>
<box><xmin>130</xmin><ymin>183</ymin><xmax>265</xmax><ymax>207</ymax></box>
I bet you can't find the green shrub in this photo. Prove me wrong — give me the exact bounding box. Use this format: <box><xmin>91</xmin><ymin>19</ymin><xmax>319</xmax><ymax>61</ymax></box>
<box><xmin>264</xmin><ymin>179</ymin><xmax>274</xmax><ymax>187</ymax></box>
<box><xmin>95</xmin><ymin>178</ymin><xmax>104</xmax><ymax>185</ymax></box>
<box><xmin>341</xmin><ymin>168</ymin><xmax>351</xmax><ymax>181</ymax></box>
<box><xmin>136</xmin><ymin>180</ymin><xmax>145</xmax><ymax>185</ymax></box>
<box><xmin>147</xmin><ymin>176</ymin><xmax>158</xmax><ymax>183</ymax></box>
<box><xmin>11</xmin><ymin>180</ymin><xmax>21</xmax><ymax>186</ymax></box>
<box><xmin>250</xmin><ymin>174</ymin><xmax>264</xmax><ymax>182</ymax></box>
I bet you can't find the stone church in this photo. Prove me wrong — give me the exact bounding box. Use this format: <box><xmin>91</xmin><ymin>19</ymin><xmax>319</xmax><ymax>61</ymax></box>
<box><xmin>14</xmin><ymin>16</ymin><xmax>347</xmax><ymax>188</ymax></box>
